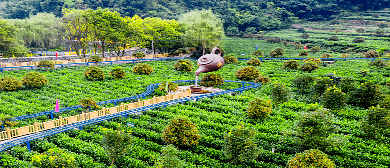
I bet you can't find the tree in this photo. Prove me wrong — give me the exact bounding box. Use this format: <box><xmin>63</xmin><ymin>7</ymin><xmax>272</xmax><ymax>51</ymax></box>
<box><xmin>180</xmin><ymin>9</ymin><xmax>225</xmax><ymax>56</ymax></box>
<box><xmin>162</xmin><ymin>116</ymin><xmax>201</xmax><ymax>148</ymax></box>
<box><xmin>102</xmin><ymin>129</ymin><xmax>132</xmax><ymax>167</ymax></box>
<box><xmin>63</xmin><ymin>9</ymin><xmax>91</xmax><ymax>58</ymax></box>
<box><xmin>0</xmin><ymin>18</ymin><xmax>28</xmax><ymax>58</ymax></box>
<box><xmin>154</xmin><ymin>145</ymin><xmax>186</xmax><ymax>168</ymax></box>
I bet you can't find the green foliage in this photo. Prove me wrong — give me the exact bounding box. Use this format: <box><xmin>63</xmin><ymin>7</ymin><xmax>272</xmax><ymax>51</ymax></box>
<box><xmin>246</xmin><ymin>58</ymin><xmax>262</xmax><ymax>66</ymax></box>
<box><xmin>37</xmin><ymin>60</ymin><xmax>55</xmax><ymax>70</ymax></box>
<box><xmin>378</xmin><ymin>22</ymin><xmax>389</xmax><ymax>29</ymax></box>
<box><xmin>271</xmin><ymin>81</ymin><xmax>290</xmax><ymax>104</ymax></box>
<box><xmin>22</xmin><ymin>72</ymin><xmax>48</xmax><ymax>88</ymax></box>
<box><xmin>311</xmin><ymin>77</ymin><xmax>334</xmax><ymax>100</ymax></box>
<box><xmin>321</xmin><ymin>54</ymin><xmax>333</xmax><ymax>58</ymax></box>
<box><xmin>293</xmin><ymin>74</ymin><xmax>316</xmax><ymax>93</ymax></box>
<box><xmin>297</xmin><ymin>27</ymin><xmax>305</xmax><ymax>33</ymax></box>
<box><xmin>0</xmin><ymin>76</ymin><xmax>22</xmax><ymax>91</ymax></box>
<box><xmin>310</xmin><ymin>46</ymin><xmax>321</xmax><ymax>53</ymax></box>
<box><xmin>300</xmin><ymin>61</ymin><xmax>320</xmax><ymax>73</ymax></box>
<box><xmin>297</xmin><ymin>108</ymin><xmax>336</xmax><ymax>151</ymax></box>
<box><xmin>162</xmin><ymin>116</ymin><xmax>201</xmax><ymax>148</ymax></box>
<box><xmin>79</xmin><ymin>97</ymin><xmax>99</xmax><ymax>112</ymax></box>
<box><xmin>265</xmin><ymin>37</ymin><xmax>282</xmax><ymax>43</ymax></box>
<box><xmin>269</xmin><ymin>48</ymin><xmax>285</xmax><ymax>57</ymax></box>
<box><xmin>282</xmin><ymin>60</ymin><xmax>300</xmax><ymax>70</ymax></box>
<box><xmin>320</xmin><ymin>86</ymin><xmax>347</xmax><ymax>110</ymax></box>
<box><xmin>294</xmin><ymin>42</ymin><xmax>302</xmax><ymax>49</ymax></box>
<box><xmin>236</xmin><ymin>66</ymin><xmax>260</xmax><ymax>81</ymax></box>
<box><xmin>84</xmin><ymin>66</ymin><xmax>104</xmax><ymax>81</ymax></box>
<box><xmin>0</xmin><ymin>114</ymin><xmax>18</xmax><ymax>128</ymax></box>
<box><xmin>287</xmin><ymin>149</ymin><xmax>336</xmax><ymax>168</ymax></box>
<box><xmin>102</xmin><ymin>129</ymin><xmax>132</xmax><ymax>166</ymax></box>
<box><xmin>89</xmin><ymin>55</ymin><xmax>102</xmax><ymax>62</ymax></box>
<box><xmin>350</xmin><ymin>81</ymin><xmax>382</xmax><ymax>108</ymax></box>
<box><xmin>223</xmin><ymin>54</ymin><xmax>238</xmax><ymax>64</ymax></box>
<box><xmin>364</xmin><ymin>50</ymin><xmax>380</xmax><ymax>58</ymax></box>
<box><xmin>338</xmin><ymin>76</ymin><xmax>357</xmax><ymax>94</ymax></box>
<box><xmin>154</xmin><ymin>145</ymin><xmax>186</xmax><ymax>168</ymax></box>
<box><xmin>174</xmin><ymin>59</ymin><xmax>193</xmax><ymax>72</ymax></box>
<box><xmin>369</xmin><ymin>59</ymin><xmax>388</xmax><ymax>68</ymax></box>
<box><xmin>356</xmin><ymin>28</ymin><xmax>365</xmax><ymax>33</ymax></box>
<box><xmin>298</xmin><ymin>51</ymin><xmax>309</xmax><ymax>57</ymax></box>
<box><xmin>31</xmin><ymin>148</ymin><xmax>77</xmax><ymax>168</ymax></box>
<box><xmin>251</xmin><ymin>50</ymin><xmax>264</xmax><ymax>57</ymax></box>
<box><xmin>361</xmin><ymin>106</ymin><xmax>390</xmax><ymax>139</ymax></box>
<box><xmin>353</xmin><ymin>37</ymin><xmax>365</xmax><ymax>43</ymax></box>
<box><xmin>247</xmin><ymin>98</ymin><xmax>272</xmax><ymax>120</ymax></box>
<box><xmin>110</xmin><ymin>67</ymin><xmax>126</xmax><ymax>79</ymax></box>
<box><xmin>133</xmin><ymin>52</ymin><xmax>146</xmax><ymax>59</ymax></box>
<box><xmin>133</xmin><ymin>63</ymin><xmax>153</xmax><ymax>75</ymax></box>
<box><xmin>301</xmin><ymin>33</ymin><xmax>310</xmax><ymax>39</ymax></box>
<box><xmin>328</xmin><ymin>36</ymin><xmax>339</xmax><ymax>41</ymax></box>
<box><xmin>158</xmin><ymin>81</ymin><xmax>179</xmax><ymax>92</ymax></box>
<box><xmin>199</xmin><ymin>73</ymin><xmax>224</xmax><ymax>87</ymax></box>
<box><xmin>0</xmin><ymin>18</ymin><xmax>28</xmax><ymax>58</ymax></box>
<box><xmin>222</xmin><ymin>123</ymin><xmax>260</xmax><ymax>164</ymax></box>
<box><xmin>255</xmin><ymin>76</ymin><xmax>271</xmax><ymax>84</ymax></box>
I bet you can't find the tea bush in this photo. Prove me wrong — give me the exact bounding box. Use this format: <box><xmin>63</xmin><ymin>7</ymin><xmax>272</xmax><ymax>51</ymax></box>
<box><xmin>353</xmin><ymin>37</ymin><xmax>365</xmax><ymax>43</ymax></box>
<box><xmin>304</xmin><ymin>58</ymin><xmax>322</xmax><ymax>65</ymax></box>
<box><xmin>133</xmin><ymin>52</ymin><xmax>146</xmax><ymax>59</ymax></box>
<box><xmin>293</xmin><ymin>75</ymin><xmax>316</xmax><ymax>93</ymax></box>
<box><xmin>297</xmin><ymin>108</ymin><xmax>336</xmax><ymax>150</ymax></box>
<box><xmin>369</xmin><ymin>59</ymin><xmax>388</xmax><ymax>68</ymax></box>
<box><xmin>158</xmin><ymin>81</ymin><xmax>179</xmax><ymax>92</ymax></box>
<box><xmin>79</xmin><ymin>97</ymin><xmax>99</xmax><ymax>112</ymax></box>
<box><xmin>255</xmin><ymin>76</ymin><xmax>271</xmax><ymax>84</ymax></box>
<box><xmin>301</xmin><ymin>33</ymin><xmax>310</xmax><ymax>39</ymax></box>
<box><xmin>350</xmin><ymin>81</ymin><xmax>382</xmax><ymax>108</ymax></box>
<box><xmin>31</xmin><ymin>148</ymin><xmax>77</xmax><ymax>168</ymax></box>
<box><xmin>287</xmin><ymin>149</ymin><xmax>336</xmax><ymax>168</ymax></box>
<box><xmin>251</xmin><ymin>50</ymin><xmax>263</xmax><ymax>57</ymax></box>
<box><xmin>321</xmin><ymin>54</ymin><xmax>332</xmax><ymax>58</ymax></box>
<box><xmin>22</xmin><ymin>72</ymin><xmax>48</xmax><ymax>88</ymax></box>
<box><xmin>356</xmin><ymin>28</ymin><xmax>365</xmax><ymax>33</ymax></box>
<box><xmin>297</xmin><ymin>27</ymin><xmax>305</xmax><ymax>33</ymax></box>
<box><xmin>0</xmin><ymin>76</ymin><xmax>22</xmax><ymax>91</ymax></box>
<box><xmin>37</xmin><ymin>60</ymin><xmax>54</xmax><ymax>70</ymax></box>
<box><xmin>223</xmin><ymin>54</ymin><xmax>238</xmax><ymax>64</ymax></box>
<box><xmin>300</xmin><ymin>61</ymin><xmax>320</xmax><ymax>73</ymax></box>
<box><xmin>236</xmin><ymin>66</ymin><xmax>260</xmax><ymax>81</ymax></box>
<box><xmin>174</xmin><ymin>59</ymin><xmax>193</xmax><ymax>72</ymax></box>
<box><xmin>247</xmin><ymin>58</ymin><xmax>262</xmax><ymax>66</ymax></box>
<box><xmin>247</xmin><ymin>98</ymin><xmax>272</xmax><ymax>119</ymax></box>
<box><xmin>265</xmin><ymin>37</ymin><xmax>282</xmax><ymax>43</ymax></box>
<box><xmin>88</xmin><ymin>55</ymin><xmax>102</xmax><ymax>62</ymax></box>
<box><xmin>282</xmin><ymin>60</ymin><xmax>300</xmax><ymax>70</ymax></box>
<box><xmin>271</xmin><ymin>81</ymin><xmax>290</xmax><ymax>104</ymax></box>
<box><xmin>199</xmin><ymin>73</ymin><xmax>224</xmax><ymax>87</ymax></box>
<box><xmin>338</xmin><ymin>76</ymin><xmax>357</xmax><ymax>94</ymax></box>
<box><xmin>110</xmin><ymin>67</ymin><xmax>126</xmax><ymax>79</ymax></box>
<box><xmin>162</xmin><ymin>116</ymin><xmax>201</xmax><ymax>148</ymax></box>
<box><xmin>102</xmin><ymin>129</ymin><xmax>132</xmax><ymax>167</ymax></box>
<box><xmin>328</xmin><ymin>36</ymin><xmax>339</xmax><ymax>41</ymax></box>
<box><xmin>361</xmin><ymin>106</ymin><xmax>390</xmax><ymax>139</ymax></box>
<box><xmin>133</xmin><ymin>63</ymin><xmax>153</xmax><ymax>75</ymax></box>
<box><xmin>320</xmin><ymin>86</ymin><xmax>347</xmax><ymax>110</ymax></box>
<box><xmin>269</xmin><ymin>48</ymin><xmax>284</xmax><ymax>57</ymax></box>
<box><xmin>311</xmin><ymin>77</ymin><xmax>334</xmax><ymax>100</ymax></box>
<box><xmin>84</xmin><ymin>66</ymin><xmax>104</xmax><ymax>81</ymax></box>
<box><xmin>294</xmin><ymin>42</ymin><xmax>302</xmax><ymax>49</ymax></box>
<box><xmin>341</xmin><ymin>53</ymin><xmax>349</xmax><ymax>58</ymax></box>
<box><xmin>310</xmin><ymin>46</ymin><xmax>321</xmax><ymax>53</ymax></box>
<box><xmin>222</xmin><ymin>123</ymin><xmax>260</xmax><ymax>164</ymax></box>
<box><xmin>364</xmin><ymin>50</ymin><xmax>380</xmax><ymax>58</ymax></box>
<box><xmin>298</xmin><ymin>51</ymin><xmax>309</xmax><ymax>57</ymax></box>
<box><xmin>154</xmin><ymin>145</ymin><xmax>185</xmax><ymax>168</ymax></box>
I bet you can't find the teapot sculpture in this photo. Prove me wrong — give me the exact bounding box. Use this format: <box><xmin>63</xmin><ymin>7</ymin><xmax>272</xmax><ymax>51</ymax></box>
<box><xmin>195</xmin><ymin>47</ymin><xmax>225</xmax><ymax>76</ymax></box>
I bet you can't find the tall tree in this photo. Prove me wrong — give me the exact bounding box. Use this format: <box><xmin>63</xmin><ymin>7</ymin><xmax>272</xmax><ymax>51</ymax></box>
<box><xmin>63</xmin><ymin>9</ymin><xmax>91</xmax><ymax>58</ymax></box>
<box><xmin>0</xmin><ymin>18</ymin><xmax>28</xmax><ymax>58</ymax></box>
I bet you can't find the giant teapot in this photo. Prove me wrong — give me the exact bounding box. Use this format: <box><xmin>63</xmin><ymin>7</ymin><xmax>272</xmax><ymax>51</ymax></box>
<box><xmin>195</xmin><ymin>47</ymin><xmax>225</xmax><ymax>76</ymax></box>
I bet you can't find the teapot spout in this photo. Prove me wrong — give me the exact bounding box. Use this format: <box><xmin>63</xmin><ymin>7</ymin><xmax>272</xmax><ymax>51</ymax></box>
<box><xmin>195</xmin><ymin>66</ymin><xmax>206</xmax><ymax>76</ymax></box>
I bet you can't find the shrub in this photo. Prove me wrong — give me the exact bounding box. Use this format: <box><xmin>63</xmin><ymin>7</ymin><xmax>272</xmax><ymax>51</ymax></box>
<box><xmin>350</xmin><ymin>81</ymin><xmax>382</xmax><ymax>108</ymax></box>
<box><xmin>287</xmin><ymin>149</ymin><xmax>336</xmax><ymax>168</ymax></box>
<box><xmin>341</xmin><ymin>53</ymin><xmax>349</xmax><ymax>58</ymax></box>
<box><xmin>310</xmin><ymin>46</ymin><xmax>321</xmax><ymax>53</ymax></box>
<box><xmin>271</xmin><ymin>81</ymin><xmax>290</xmax><ymax>104</ymax></box>
<box><xmin>375</xmin><ymin>29</ymin><xmax>384</xmax><ymax>36</ymax></box>
<box><xmin>84</xmin><ymin>66</ymin><xmax>104</xmax><ymax>81</ymax></box>
<box><xmin>37</xmin><ymin>60</ymin><xmax>55</xmax><ymax>70</ymax></box>
<box><xmin>247</xmin><ymin>58</ymin><xmax>262</xmax><ymax>66</ymax></box>
<box><xmin>356</xmin><ymin>28</ymin><xmax>365</xmax><ymax>33</ymax></box>
<box><xmin>174</xmin><ymin>59</ymin><xmax>193</xmax><ymax>72</ymax></box>
<box><xmin>301</xmin><ymin>33</ymin><xmax>310</xmax><ymax>39</ymax></box>
<box><xmin>298</xmin><ymin>51</ymin><xmax>309</xmax><ymax>57</ymax></box>
<box><xmin>133</xmin><ymin>51</ymin><xmax>146</xmax><ymax>59</ymax></box>
<box><xmin>311</xmin><ymin>77</ymin><xmax>334</xmax><ymax>100</ymax></box>
<box><xmin>0</xmin><ymin>114</ymin><xmax>18</xmax><ymax>129</ymax></box>
<box><xmin>154</xmin><ymin>145</ymin><xmax>186</xmax><ymax>168</ymax></box>
<box><xmin>255</xmin><ymin>76</ymin><xmax>271</xmax><ymax>84</ymax></box>
<box><xmin>236</xmin><ymin>66</ymin><xmax>260</xmax><ymax>81</ymax></box>
<box><xmin>297</xmin><ymin>108</ymin><xmax>336</xmax><ymax>150</ymax></box>
<box><xmin>283</xmin><ymin>41</ymin><xmax>289</xmax><ymax>46</ymax></box>
<box><xmin>364</xmin><ymin>50</ymin><xmax>380</xmax><ymax>58</ymax></box>
<box><xmin>0</xmin><ymin>76</ymin><xmax>22</xmax><ymax>91</ymax></box>
<box><xmin>162</xmin><ymin>116</ymin><xmax>201</xmax><ymax>148</ymax></box>
<box><xmin>102</xmin><ymin>129</ymin><xmax>132</xmax><ymax>167</ymax></box>
<box><xmin>223</xmin><ymin>54</ymin><xmax>238</xmax><ymax>64</ymax></box>
<box><xmin>158</xmin><ymin>81</ymin><xmax>179</xmax><ymax>92</ymax></box>
<box><xmin>353</xmin><ymin>37</ymin><xmax>365</xmax><ymax>43</ymax></box>
<box><xmin>323</xmin><ymin>72</ymin><xmax>342</xmax><ymax>85</ymax></box>
<box><xmin>361</xmin><ymin>106</ymin><xmax>390</xmax><ymax>139</ymax></box>
<box><xmin>300</xmin><ymin>61</ymin><xmax>320</xmax><ymax>73</ymax></box>
<box><xmin>320</xmin><ymin>86</ymin><xmax>346</xmax><ymax>110</ymax></box>
<box><xmin>297</xmin><ymin>27</ymin><xmax>305</xmax><ymax>33</ymax></box>
<box><xmin>369</xmin><ymin>59</ymin><xmax>388</xmax><ymax>68</ymax></box>
<box><xmin>222</xmin><ymin>123</ymin><xmax>260</xmax><ymax>164</ymax></box>
<box><xmin>293</xmin><ymin>75</ymin><xmax>316</xmax><ymax>93</ymax></box>
<box><xmin>338</xmin><ymin>76</ymin><xmax>357</xmax><ymax>94</ymax></box>
<box><xmin>321</xmin><ymin>54</ymin><xmax>332</xmax><ymax>58</ymax></box>
<box><xmin>79</xmin><ymin>97</ymin><xmax>99</xmax><ymax>113</ymax></box>
<box><xmin>304</xmin><ymin>58</ymin><xmax>322</xmax><ymax>64</ymax></box>
<box><xmin>269</xmin><ymin>48</ymin><xmax>284</xmax><ymax>57</ymax></box>
<box><xmin>328</xmin><ymin>36</ymin><xmax>339</xmax><ymax>41</ymax></box>
<box><xmin>378</xmin><ymin>22</ymin><xmax>389</xmax><ymax>29</ymax></box>
<box><xmin>199</xmin><ymin>73</ymin><xmax>224</xmax><ymax>87</ymax></box>
<box><xmin>133</xmin><ymin>63</ymin><xmax>153</xmax><ymax>75</ymax></box>
<box><xmin>88</xmin><ymin>55</ymin><xmax>102</xmax><ymax>62</ymax></box>
<box><xmin>31</xmin><ymin>148</ymin><xmax>77</xmax><ymax>168</ymax></box>
<box><xmin>110</xmin><ymin>67</ymin><xmax>126</xmax><ymax>79</ymax></box>
<box><xmin>265</xmin><ymin>37</ymin><xmax>282</xmax><ymax>43</ymax></box>
<box><xmin>251</xmin><ymin>50</ymin><xmax>264</xmax><ymax>57</ymax></box>
<box><xmin>293</xmin><ymin>42</ymin><xmax>302</xmax><ymax>49</ymax></box>
<box><xmin>22</xmin><ymin>72</ymin><xmax>48</xmax><ymax>88</ymax></box>
<box><xmin>282</xmin><ymin>60</ymin><xmax>300</xmax><ymax>70</ymax></box>
<box><xmin>247</xmin><ymin>98</ymin><xmax>272</xmax><ymax>119</ymax></box>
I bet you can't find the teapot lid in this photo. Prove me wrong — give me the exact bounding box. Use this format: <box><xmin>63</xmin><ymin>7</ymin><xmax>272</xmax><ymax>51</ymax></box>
<box><xmin>198</xmin><ymin>54</ymin><xmax>215</xmax><ymax>65</ymax></box>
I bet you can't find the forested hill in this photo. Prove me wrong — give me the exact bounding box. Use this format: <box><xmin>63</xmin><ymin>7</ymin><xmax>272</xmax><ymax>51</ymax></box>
<box><xmin>0</xmin><ymin>0</ymin><xmax>390</xmax><ymax>32</ymax></box>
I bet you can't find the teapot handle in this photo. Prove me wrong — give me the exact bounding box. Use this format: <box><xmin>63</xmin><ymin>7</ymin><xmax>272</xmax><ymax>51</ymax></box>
<box><xmin>211</xmin><ymin>47</ymin><xmax>221</xmax><ymax>56</ymax></box>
